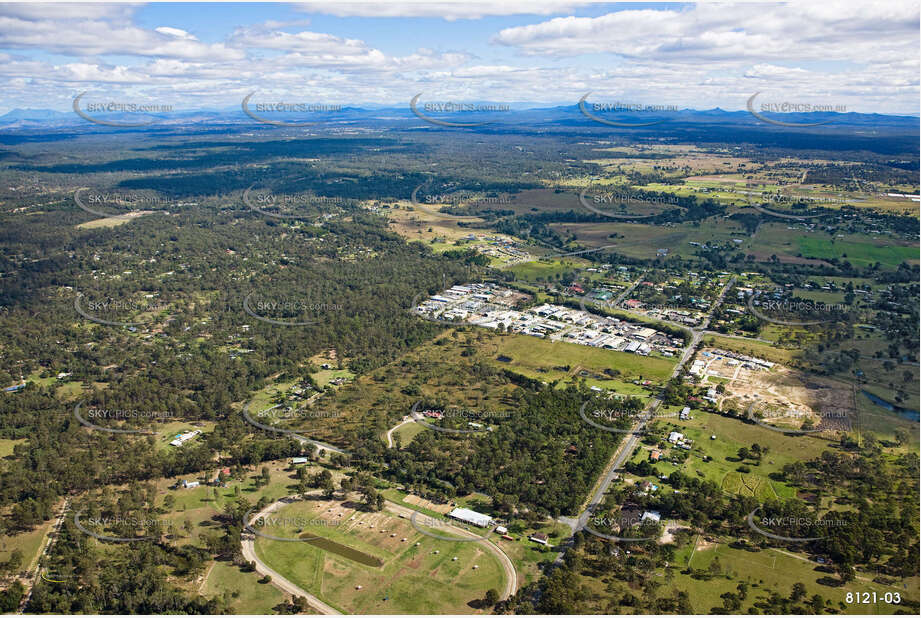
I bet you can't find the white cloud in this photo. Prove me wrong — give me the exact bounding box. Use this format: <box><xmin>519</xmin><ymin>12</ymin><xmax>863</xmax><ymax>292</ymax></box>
<box><xmin>228</xmin><ymin>26</ymin><xmax>471</xmax><ymax>72</ymax></box>
<box><xmin>155</xmin><ymin>27</ymin><xmax>198</xmax><ymax>41</ymax></box>
<box><xmin>0</xmin><ymin>2</ymin><xmax>915</xmax><ymax>114</ymax></box>
<box><xmin>0</xmin><ymin>15</ymin><xmax>243</xmax><ymax>61</ymax></box>
<box><xmin>0</xmin><ymin>2</ymin><xmax>137</xmax><ymax>21</ymax></box>
<box><xmin>294</xmin><ymin>1</ymin><xmax>594</xmax><ymax>20</ymax></box>
<box><xmin>492</xmin><ymin>2</ymin><xmax>919</xmax><ymax>65</ymax></box>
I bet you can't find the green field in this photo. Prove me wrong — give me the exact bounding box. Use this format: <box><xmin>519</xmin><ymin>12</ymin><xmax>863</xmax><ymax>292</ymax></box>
<box><xmin>312</xmin><ymin>368</ymin><xmax>355</xmax><ymax>388</ymax></box>
<box><xmin>0</xmin><ymin>438</ymin><xmax>26</xmax><ymax>458</ymax></box>
<box><xmin>391</xmin><ymin>421</ymin><xmax>426</xmax><ymax>446</ymax></box>
<box><xmin>156</xmin><ymin>461</ymin><xmax>329</xmax><ymax>545</ymax></box>
<box><xmin>502</xmin><ymin>257</ymin><xmax>590</xmax><ymax>281</ymax></box>
<box><xmin>854</xmin><ymin>389</ymin><xmax>919</xmax><ymax>447</ymax></box>
<box><xmin>548</xmin><ymin>221</ymin><xmax>751</xmax><ymax>260</ymax></box>
<box><xmin>378</xmin><ymin>485</ymin><xmax>565</xmax><ymax>588</ymax></box>
<box><xmin>797</xmin><ymin>237</ymin><xmax>918</xmax><ymax>268</ymax></box>
<box><xmin>494</xmin><ymin>332</ymin><xmax>676</xmax><ymax>388</ymax></box>
<box><xmin>0</xmin><ymin>509</ymin><xmax>56</xmax><ymax>573</ymax></box>
<box><xmin>701</xmin><ymin>334</ymin><xmax>799</xmax><ymax>366</ymax></box>
<box><xmin>635</xmin><ymin>410</ymin><xmax>833</xmax><ymax>501</ymax></box>
<box><xmin>254</xmin><ymin>498</ymin><xmax>506</xmax><ymax>614</ymax></box>
<box><xmin>155</xmin><ymin>420</ymin><xmax>216</xmax><ymax>451</ymax></box>
<box><xmin>200</xmin><ymin>560</ymin><xmax>289</xmax><ymax>614</ymax></box>
<box><xmin>671</xmin><ymin>540</ymin><xmax>918</xmax><ymax>614</ymax></box>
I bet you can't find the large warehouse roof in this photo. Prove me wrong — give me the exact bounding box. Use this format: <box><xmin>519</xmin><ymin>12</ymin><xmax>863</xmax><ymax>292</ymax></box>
<box><xmin>448</xmin><ymin>507</ymin><xmax>493</xmax><ymax>528</ymax></box>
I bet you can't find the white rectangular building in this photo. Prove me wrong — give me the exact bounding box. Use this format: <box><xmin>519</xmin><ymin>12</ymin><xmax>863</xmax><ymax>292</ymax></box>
<box><xmin>448</xmin><ymin>507</ymin><xmax>493</xmax><ymax>528</ymax></box>
<box><xmin>170</xmin><ymin>430</ymin><xmax>201</xmax><ymax>447</ymax></box>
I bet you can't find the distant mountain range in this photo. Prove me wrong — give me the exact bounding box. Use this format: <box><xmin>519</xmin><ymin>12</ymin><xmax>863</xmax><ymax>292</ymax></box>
<box><xmin>1</xmin><ymin>104</ymin><xmax>917</xmax><ymax>132</ymax></box>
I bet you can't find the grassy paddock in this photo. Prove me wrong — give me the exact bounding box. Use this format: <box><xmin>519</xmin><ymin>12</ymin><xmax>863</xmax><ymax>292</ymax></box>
<box><xmin>254</xmin><ymin>498</ymin><xmax>506</xmax><ymax>614</ymax></box>
<box><xmin>673</xmin><ymin>540</ymin><xmax>917</xmax><ymax>614</ymax></box>
<box><xmin>200</xmin><ymin>560</ymin><xmax>289</xmax><ymax>614</ymax></box>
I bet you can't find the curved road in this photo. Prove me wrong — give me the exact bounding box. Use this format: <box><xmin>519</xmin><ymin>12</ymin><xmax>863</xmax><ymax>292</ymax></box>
<box><xmin>241</xmin><ymin>498</ymin><xmax>341</xmax><ymax>615</ymax></box>
<box><xmin>385</xmin><ymin>417</ymin><xmax>415</xmax><ymax>448</ymax></box>
<box><xmin>382</xmin><ymin>500</ymin><xmax>517</xmax><ymax>602</ymax></box>
<box><xmin>242</xmin><ymin>496</ymin><xmax>517</xmax><ymax>612</ymax></box>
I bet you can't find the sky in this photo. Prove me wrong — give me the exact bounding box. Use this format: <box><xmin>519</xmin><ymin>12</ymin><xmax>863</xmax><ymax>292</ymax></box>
<box><xmin>0</xmin><ymin>0</ymin><xmax>918</xmax><ymax>115</ymax></box>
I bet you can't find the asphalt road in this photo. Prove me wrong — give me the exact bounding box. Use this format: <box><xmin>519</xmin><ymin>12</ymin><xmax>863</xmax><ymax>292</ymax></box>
<box><xmin>556</xmin><ymin>276</ymin><xmax>737</xmax><ymax>560</ymax></box>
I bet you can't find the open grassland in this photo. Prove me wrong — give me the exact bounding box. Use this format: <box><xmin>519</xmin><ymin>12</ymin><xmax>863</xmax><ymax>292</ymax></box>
<box><xmin>854</xmin><ymin>391</ymin><xmax>919</xmax><ymax>448</ymax></box>
<box><xmin>254</xmin><ymin>497</ymin><xmax>506</xmax><ymax>614</ymax></box>
<box><xmin>849</xmin><ymin>357</ymin><xmax>919</xmax><ymax>415</ymax></box>
<box><xmin>746</xmin><ymin>224</ymin><xmax>834</xmax><ymax>266</ymax></box>
<box><xmin>391</xmin><ymin>421</ymin><xmax>426</xmax><ymax>446</ymax></box>
<box><xmin>377</xmin><ymin>485</ymin><xmax>569</xmax><ymax>588</ymax></box>
<box><xmin>637</xmin><ymin>411</ymin><xmax>831</xmax><ymax>500</ymax></box>
<box><xmin>700</xmin><ymin>334</ymin><xmax>799</xmax><ymax>366</ymax></box>
<box><xmin>155</xmin><ymin>420</ymin><xmax>217</xmax><ymax>452</ymax></box>
<box><xmin>797</xmin><ymin>237</ymin><xmax>918</xmax><ymax>268</ymax></box>
<box><xmin>0</xmin><ymin>438</ymin><xmax>26</xmax><ymax>458</ymax></box>
<box><xmin>154</xmin><ymin>461</ymin><xmax>333</xmax><ymax>545</ymax></box>
<box><xmin>199</xmin><ymin>560</ymin><xmax>289</xmax><ymax>614</ymax></box>
<box><xmin>0</xmin><ymin>510</ymin><xmax>57</xmax><ymax>572</ymax></box>
<box><xmin>386</xmin><ymin>200</ymin><xmax>488</xmax><ymax>241</ymax></box>
<box><xmin>503</xmin><ymin>188</ymin><xmax>584</xmax><ymax>215</ymax></box>
<box><xmin>493</xmin><ymin>333</ymin><xmax>675</xmax><ymax>390</ymax></box>
<box><xmin>312</xmin><ymin>368</ymin><xmax>355</xmax><ymax>388</ymax></box>
<box><xmin>549</xmin><ymin>220</ymin><xmax>751</xmax><ymax>260</ymax></box>
<box><xmin>502</xmin><ymin>257</ymin><xmax>592</xmax><ymax>281</ymax></box>
<box><xmin>75</xmin><ymin>211</ymin><xmax>155</xmax><ymax>229</ymax></box>
<box><xmin>669</xmin><ymin>540</ymin><xmax>918</xmax><ymax>614</ymax></box>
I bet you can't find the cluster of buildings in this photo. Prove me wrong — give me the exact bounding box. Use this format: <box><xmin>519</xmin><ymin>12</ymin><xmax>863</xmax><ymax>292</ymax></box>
<box><xmin>667</xmin><ymin>431</ymin><xmax>693</xmax><ymax>450</ymax></box>
<box><xmin>416</xmin><ymin>283</ymin><xmax>680</xmax><ymax>357</ymax></box>
<box><xmin>643</xmin><ymin>306</ymin><xmax>704</xmax><ymax>327</ymax></box>
<box><xmin>689</xmin><ymin>349</ymin><xmax>774</xmax><ymax>380</ymax></box>
<box><xmin>705</xmin><ymin>349</ymin><xmax>774</xmax><ymax>370</ymax></box>
<box><xmin>446</xmin><ymin>506</ymin><xmax>552</xmax><ymax>546</ymax></box>
<box><xmin>467</xmin><ymin>236</ymin><xmax>531</xmax><ymax>264</ymax></box>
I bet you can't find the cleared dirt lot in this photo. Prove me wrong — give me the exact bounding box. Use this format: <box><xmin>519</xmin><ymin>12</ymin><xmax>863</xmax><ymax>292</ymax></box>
<box><xmin>701</xmin><ymin>349</ymin><xmax>855</xmax><ymax>431</ymax></box>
